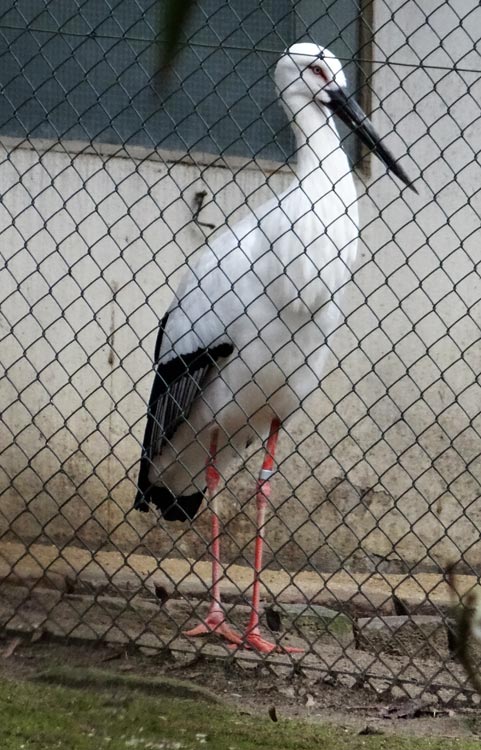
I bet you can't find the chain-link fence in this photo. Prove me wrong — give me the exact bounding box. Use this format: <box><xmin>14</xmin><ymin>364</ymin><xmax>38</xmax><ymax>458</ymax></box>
<box><xmin>1</xmin><ymin>0</ymin><xmax>481</xmax><ymax>704</ymax></box>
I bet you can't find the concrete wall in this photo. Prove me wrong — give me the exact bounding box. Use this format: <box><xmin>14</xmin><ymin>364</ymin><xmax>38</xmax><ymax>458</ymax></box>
<box><xmin>1</xmin><ymin>0</ymin><xmax>481</xmax><ymax>575</ymax></box>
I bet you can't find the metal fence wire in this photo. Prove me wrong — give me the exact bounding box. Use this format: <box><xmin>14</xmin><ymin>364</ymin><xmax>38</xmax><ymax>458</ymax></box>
<box><xmin>2</xmin><ymin>0</ymin><xmax>481</xmax><ymax>705</ymax></box>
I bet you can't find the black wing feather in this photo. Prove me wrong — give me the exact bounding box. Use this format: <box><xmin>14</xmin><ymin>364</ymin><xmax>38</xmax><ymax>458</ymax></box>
<box><xmin>135</xmin><ymin>312</ymin><xmax>233</xmax><ymax>513</ymax></box>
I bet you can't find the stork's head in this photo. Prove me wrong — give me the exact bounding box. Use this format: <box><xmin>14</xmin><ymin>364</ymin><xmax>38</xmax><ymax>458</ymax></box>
<box><xmin>275</xmin><ymin>43</ymin><xmax>347</xmax><ymax>108</ymax></box>
<box><xmin>275</xmin><ymin>43</ymin><xmax>416</xmax><ymax>191</ymax></box>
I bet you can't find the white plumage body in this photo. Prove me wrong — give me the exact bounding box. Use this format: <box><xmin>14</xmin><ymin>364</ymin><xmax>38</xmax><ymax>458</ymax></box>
<box><xmin>150</xmin><ymin>115</ymin><xmax>359</xmax><ymax>496</ymax></box>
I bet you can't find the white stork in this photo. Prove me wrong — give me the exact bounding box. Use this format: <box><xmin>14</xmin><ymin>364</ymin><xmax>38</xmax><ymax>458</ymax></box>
<box><xmin>135</xmin><ymin>43</ymin><xmax>415</xmax><ymax>653</ymax></box>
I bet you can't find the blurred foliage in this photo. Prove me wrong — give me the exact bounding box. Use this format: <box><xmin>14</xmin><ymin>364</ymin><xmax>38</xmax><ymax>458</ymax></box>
<box><xmin>161</xmin><ymin>0</ymin><xmax>197</xmax><ymax>70</ymax></box>
<box><xmin>447</xmin><ymin>564</ymin><xmax>481</xmax><ymax>696</ymax></box>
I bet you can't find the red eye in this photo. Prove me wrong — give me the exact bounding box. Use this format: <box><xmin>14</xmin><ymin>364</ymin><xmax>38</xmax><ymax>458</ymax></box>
<box><xmin>311</xmin><ymin>65</ymin><xmax>328</xmax><ymax>82</ymax></box>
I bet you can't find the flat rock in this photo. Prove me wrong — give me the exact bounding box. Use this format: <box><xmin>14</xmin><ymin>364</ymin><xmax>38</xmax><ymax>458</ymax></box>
<box><xmin>275</xmin><ymin>603</ymin><xmax>353</xmax><ymax>643</ymax></box>
<box><xmin>356</xmin><ymin>615</ymin><xmax>449</xmax><ymax>660</ymax></box>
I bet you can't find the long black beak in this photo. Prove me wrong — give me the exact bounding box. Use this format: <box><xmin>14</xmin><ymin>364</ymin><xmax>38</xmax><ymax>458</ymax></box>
<box><xmin>327</xmin><ymin>87</ymin><xmax>417</xmax><ymax>193</ymax></box>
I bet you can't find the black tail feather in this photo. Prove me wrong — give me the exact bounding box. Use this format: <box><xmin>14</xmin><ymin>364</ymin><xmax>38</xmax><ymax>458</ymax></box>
<box><xmin>135</xmin><ymin>485</ymin><xmax>203</xmax><ymax>522</ymax></box>
<box><xmin>134</xmin><ymin>312</ymin><xmax>232</xmax><ymax>522</ymax></box>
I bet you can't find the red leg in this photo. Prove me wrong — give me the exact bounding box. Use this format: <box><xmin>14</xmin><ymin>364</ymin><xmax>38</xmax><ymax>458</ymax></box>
<box><xmin>183</xmin><ymin>430</ymin><xmax>243</xmax><ymax>646</ymax></box>
<box><xmin>242</xmin><ymin>419</ymin><xmax>303</xmax><ymax>654</ymax></box>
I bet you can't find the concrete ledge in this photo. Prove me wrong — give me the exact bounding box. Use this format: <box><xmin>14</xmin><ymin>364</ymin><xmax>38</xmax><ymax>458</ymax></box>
<box><xmin>0</xmin><ymin>540</ymin><xmax>476</xmax><ymax>613</ymax></box>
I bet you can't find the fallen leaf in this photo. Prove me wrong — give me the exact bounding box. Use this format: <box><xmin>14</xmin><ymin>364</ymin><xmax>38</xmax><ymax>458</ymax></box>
<box><xmin>305</xmin><ymin>693</ymin><xmax>316</xmax><ymax>708</ymax></box>
<box><xmin>154</xmin><ymin>585</ymin><xmax>169</xmax><ymax>606</ymax></box>
<box><xmin>100</xmin><ymin>649</ymin><xmax>125</xmax><ymax>663</ymax></box>
<box><xmin>358</xmin><ymin>726</ymin><xmax>384</xmax><ymax>736</ymax></box>
<box><xmin>30</xmin><ymin>629</ymin><xmax>44</xmax><ymax>644</ymax></box>
<box><xmin>268</xmin><ymin>706</ymin><xmax>278</xmax><ymax>722</ymax></box>
<box><xmin>3</xmin><ymin>637</ymin><xmax>21</xmax><ymax>658</ymax></box>
<box><xmin>265</xmin><ymin>607</ymin><xmax>282</xmax><ymax>632</ymax></box>
<box><xmin>392</xmin><ymin>594</ymin><xmax>410</xmax><ymax>616</ymax></box>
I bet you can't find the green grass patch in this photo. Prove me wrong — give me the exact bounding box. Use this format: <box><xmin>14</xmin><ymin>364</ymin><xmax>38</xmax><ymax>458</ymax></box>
<box><xmin>0</xmin><ymin>670</ymin><xmax>479</xmax><ymax>750</ymax></box>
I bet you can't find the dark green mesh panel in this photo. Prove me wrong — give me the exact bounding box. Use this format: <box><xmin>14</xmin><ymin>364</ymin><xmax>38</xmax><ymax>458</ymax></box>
<box><xmin>0</xmin><ymin>0</ymin><xmax>360</xmax><ymax>160</ymax></box>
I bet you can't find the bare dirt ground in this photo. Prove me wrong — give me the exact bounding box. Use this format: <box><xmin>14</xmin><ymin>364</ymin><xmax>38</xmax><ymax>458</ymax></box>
<box><xmin>0</xmin><ymin>577</ymin><xmax>475</xmax><ymax>704</ymax></box>
<box><xmin>2</xmin><ymin>541</ymin><xmax>481</xmax><ymax>742</ymax></box>
<box><xmin>1</xmin><ymin>634</ymin><xmax>481</xmax><ymax>742</ymax></box>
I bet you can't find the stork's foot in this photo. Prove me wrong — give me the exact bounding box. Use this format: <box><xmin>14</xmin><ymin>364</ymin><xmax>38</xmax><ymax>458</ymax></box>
<box><xmin>239</xmin><ymin>631</ymin><xmax>304</xmax><ymax>654</ymax></box>
<box><xmin>183</xmin><ymin>610</ymin><xmax>243</xmax><ymax>646</ymax></box>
